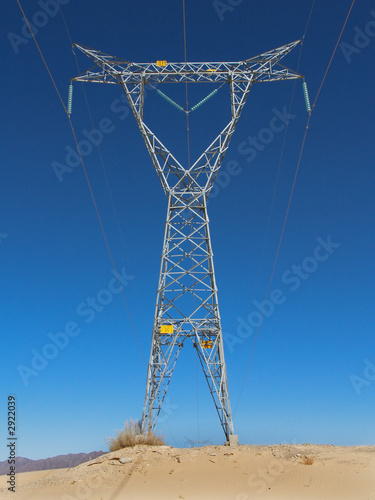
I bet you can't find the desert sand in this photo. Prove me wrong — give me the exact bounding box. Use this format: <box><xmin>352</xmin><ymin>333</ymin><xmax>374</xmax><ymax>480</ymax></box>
<box><xmin>1</xmin><ymin>444</ymin><xmax>374</xmax><ymax>499</ymax></box>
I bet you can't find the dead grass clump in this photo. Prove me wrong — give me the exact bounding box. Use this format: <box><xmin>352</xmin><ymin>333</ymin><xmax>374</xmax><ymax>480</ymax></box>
<box><xmin>106</xmin><ymin>420</ymin><xmax>165</xmax><ymax>451</ymax></box>
<box><xmin>302</xmin><ymin>455</ymin><xmax>314</xmax><ymax>465</ymax></box>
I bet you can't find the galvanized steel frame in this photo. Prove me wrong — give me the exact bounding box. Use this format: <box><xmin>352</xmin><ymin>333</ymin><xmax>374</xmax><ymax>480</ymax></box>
<box><xmin>73</xmin><ymin>40</ymin><xmax>303</xmax><ymax>440</ymax></box>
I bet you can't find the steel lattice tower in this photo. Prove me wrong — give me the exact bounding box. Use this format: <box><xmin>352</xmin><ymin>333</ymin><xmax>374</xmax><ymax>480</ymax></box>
<box><xmin>73</xmin><ymin>40</ymin><xmax>303</xmax><ymax>442</ymax></box>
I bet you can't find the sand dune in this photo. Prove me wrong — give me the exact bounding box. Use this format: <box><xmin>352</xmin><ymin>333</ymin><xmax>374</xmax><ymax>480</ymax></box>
<box><xmin>1</xmin><ymin>444</ymin><xmax>374</xmax><ymax>499</ymax></box>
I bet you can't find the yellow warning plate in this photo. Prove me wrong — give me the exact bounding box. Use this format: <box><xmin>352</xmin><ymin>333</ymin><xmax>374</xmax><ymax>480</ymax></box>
<box><xmin>156</xmin><ymin>60</ymin><xmax>167</xmax><ymax>67</ymax></box>
<box><xmin>202</xmin><ymin>340</ymin><xmax>213</xmax><ymax>348</ymax></box>
<box><xmin>160</xmin><ymin>325</ymin><xmax>173</xmax><ymax>333</ymax></box>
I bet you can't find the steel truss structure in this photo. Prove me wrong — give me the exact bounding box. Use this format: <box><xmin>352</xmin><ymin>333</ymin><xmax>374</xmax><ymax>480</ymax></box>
<box><xmin>73</xmin><ymin>40</ymin><xmax>303</xmax><ymax>441</ymax></box>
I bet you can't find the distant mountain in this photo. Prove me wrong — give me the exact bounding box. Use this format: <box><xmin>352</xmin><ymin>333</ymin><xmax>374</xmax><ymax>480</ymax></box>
<box><xmin>0</xmin><ymin>451</ymin><xmax>105</xmax><ymax>475</ymax></box>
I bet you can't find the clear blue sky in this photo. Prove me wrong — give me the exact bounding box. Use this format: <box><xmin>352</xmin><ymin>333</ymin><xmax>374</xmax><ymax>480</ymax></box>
<box><xmin>1</xmin><ymin>0</ymin><xmax>374</xmax><ymax>460</ymax></box>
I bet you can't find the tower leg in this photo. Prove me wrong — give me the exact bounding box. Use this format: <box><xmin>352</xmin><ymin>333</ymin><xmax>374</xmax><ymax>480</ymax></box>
<box><xmin>141</xmin><ymin>193</ymin><xmax>235</xmax><ymax>441</ymax></box>
<box><xmin>140</xmin><ymin>329</ymin><xmax>183</xmax><ymax>433</ymax></box>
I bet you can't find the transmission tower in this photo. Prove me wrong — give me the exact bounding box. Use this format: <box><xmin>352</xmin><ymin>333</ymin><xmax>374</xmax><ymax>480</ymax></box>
<box><xmin>72</xmin><ymin>40</ymin><xmax>303</xmax><ymax>443</ymax></box>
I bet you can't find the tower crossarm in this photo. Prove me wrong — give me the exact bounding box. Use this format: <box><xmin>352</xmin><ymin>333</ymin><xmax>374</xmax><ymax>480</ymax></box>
<box><xmin>72</xmin><ymin>40</ymin><xmax>303</xmax><ymax>86</ymax></box>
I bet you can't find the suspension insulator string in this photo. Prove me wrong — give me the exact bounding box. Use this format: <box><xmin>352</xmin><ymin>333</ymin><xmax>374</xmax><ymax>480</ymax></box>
<box><xmin>302</xmin><ymin>80</ymin><xmax>311</xmax><ymax>113</ymax></box>
<box><xmin>67</xmin><ymin>82</ymin><xmax>73</xmax><ymax>115</ymax></box>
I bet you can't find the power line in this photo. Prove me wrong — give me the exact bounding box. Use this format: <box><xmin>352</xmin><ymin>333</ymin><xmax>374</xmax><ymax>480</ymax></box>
<box><xmin>249</xmin><ymin>0</ymin><xmax>316</xmax><ymax>327</ymax></box>
<box><xmin>183</xmin><ymin>0</ymin><xmax>200</xmax><ymax>440</ymax></box>
<box><xmin>58</xmin><ymin>5</ymin><xmax>134</xmax><ymax>276</ymax></box>
<box><xmin>16</xmin><ymin>0</ymin><xmax>146</xmax><ymax>366</ymax></box>
<box><xmin>183</xmin><ymin>0</ymin><xmax>192</xmax><ymax>170</ymax></box>
<box><xmin>234</xmin><ymin>0</ymin><xmax>356</xmax><ymax>415</ymax></box>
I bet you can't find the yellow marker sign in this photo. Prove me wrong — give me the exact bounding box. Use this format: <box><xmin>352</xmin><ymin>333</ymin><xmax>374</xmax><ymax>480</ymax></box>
<box><xmin>160</xmin><ymin>325</ymin><xmax>173</xmax><ymax>333</ymax></box>
<box><xmin>156</xmin><ymin>60</ymin><xmax>167</xmax><ymax>67</ymax></box>
<box><xmin>202</xmin><ymin>340</ymin><xmax>213</xmax><ymax>348</ymax></box>
<box><xmin>207</xmin><ymin>68</ymin><xmax>216</xmax><ymax>73</ymax></box>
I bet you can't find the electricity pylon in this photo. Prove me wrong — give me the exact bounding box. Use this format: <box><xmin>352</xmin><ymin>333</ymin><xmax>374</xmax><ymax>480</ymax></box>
<box><xmin>73</xmin><ymin>40</ymin><xmax>303</xmax><ymax>442</ymax></box>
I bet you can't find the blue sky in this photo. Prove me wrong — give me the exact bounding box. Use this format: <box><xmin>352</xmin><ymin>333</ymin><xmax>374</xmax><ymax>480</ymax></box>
<box><xmin>1</xmin><ymin>0</ymin><xmax>374</xmax><ymax>460</ymax></box>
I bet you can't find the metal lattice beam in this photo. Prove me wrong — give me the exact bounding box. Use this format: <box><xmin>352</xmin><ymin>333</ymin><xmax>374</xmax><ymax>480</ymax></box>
<box><xmin>73</xmin><ymin>40</ymin><xmax>301</xmax><ymax>85</ymax></box>
<box><xmin>72</xmin><ymin>41</ymin><xmax>303</xmax><ymax>441</ymax></box>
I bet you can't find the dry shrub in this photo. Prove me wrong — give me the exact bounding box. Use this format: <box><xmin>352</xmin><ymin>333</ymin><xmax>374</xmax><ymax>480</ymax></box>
<box><xmin>106</xmin><ymin>419</ymin><xmax>165</xmax><ymax>451</ymax></box>
<box><xmin>302</xmin><ymin>455</ymin><xmax>314</xmax><ymax>465</ymax></box>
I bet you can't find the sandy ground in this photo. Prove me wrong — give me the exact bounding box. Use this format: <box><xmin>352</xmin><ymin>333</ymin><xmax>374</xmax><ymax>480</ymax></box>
<box><xmin>0</xmin><ymin>444</ymin><xmax>374</xmax><ymax>500</ymax></box>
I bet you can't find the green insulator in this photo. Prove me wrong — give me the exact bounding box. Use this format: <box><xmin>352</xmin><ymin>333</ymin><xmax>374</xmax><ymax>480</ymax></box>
<box><xmin>67</xmin><ymin>83</ymin><xmax>73</xmax><ymax>115</ymax></box>
<box><xmin>191</xmin><ymin>88</ymin><xmax>218</xmax><ymax>112</ymax></box>
<box><xmin>302</xmin><ymin>81</ymin><xmax>311</xmax><ymax>113</ymax></box>
<box><xmin>157</xmin><ymin>90</ymin><xmax>184</xmax><ymax>112</ymax></box>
